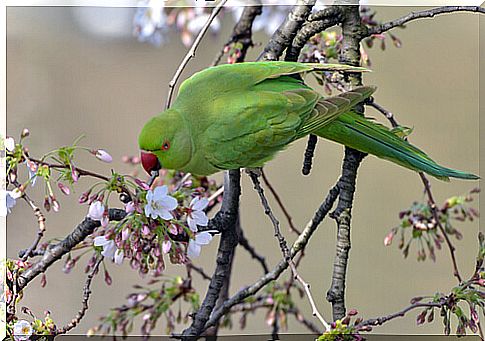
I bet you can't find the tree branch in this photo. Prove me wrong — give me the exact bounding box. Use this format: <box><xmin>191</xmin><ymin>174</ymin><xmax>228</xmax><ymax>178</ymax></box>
<box><xmin>356</xmin><ymin>301</ymin><xmax>442</xmax><ymax>329</ymax></box>
<box><xmin>16</xmin><ymin>208</ymin><xmax>126</xmax><ymax>290</ymax></box>
<box><xmin>258</xmin><ymin>0</ymin><xmax>316</xmax><ymax>61</ymax></box>
<box><xmin>238</xmin><ymin>227</ymin><xmax>269</xmax><ymax>274</ymax></box>
<box><xmin>202</xmin><ymin>184</ymin><xmax>340</xmax><ymax>333</ymax></box>
<box><xmin>181</xmin><ymin>169</ymin><xmax>241</xmax><ymax>337</ymax></box>
<box><xmin>213</xmin><ymin>4</ymin><xmax>262</xmax><ymax>66</ymax></box>
<box><xmin>368</xmin><ymin>6</ymin><xmax>485</xmax><ymax>36</ymax></box>
<box><xmin>285</xmin><ymin>6</ymin><xmax>343</xmax><ymax>62</ymax></box>
<box><xmin>166</xmin><ymin>0</ymin><xmax>228</xmax><ymax>109</ymax></box>
<box><xmin>55</xmin><ymin>256</ymin><xmax>103</xmax><ymax>334</ymax></box>
<box><xmin>326</xmin><ymin>5</ymin><xmax>367</xmax><ymax>322</ymax></box>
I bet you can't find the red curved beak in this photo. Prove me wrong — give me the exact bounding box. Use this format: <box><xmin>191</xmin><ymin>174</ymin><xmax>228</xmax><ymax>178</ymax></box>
<box><xmin>140</xmin><ymin>151</ymin><xmax>161</xmax><ymax>174</ymax></box>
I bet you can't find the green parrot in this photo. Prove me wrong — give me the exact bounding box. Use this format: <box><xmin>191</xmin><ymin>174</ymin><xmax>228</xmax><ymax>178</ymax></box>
<box><xmin>138</xmin><ymin>61</ymin><xmax>478</xmax><ymax>181</ymax></box>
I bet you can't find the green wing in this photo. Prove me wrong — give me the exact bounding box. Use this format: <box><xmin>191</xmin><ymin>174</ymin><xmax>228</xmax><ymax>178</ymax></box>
<box><xmin>174</xmin><ymin>61</ymin><xmax>369</xmax><ymax>107</ymax></box>
<box><xmin>202</xmin><ymin>89</ymin><xmax>313</xmax><ymax>170</ymax></box>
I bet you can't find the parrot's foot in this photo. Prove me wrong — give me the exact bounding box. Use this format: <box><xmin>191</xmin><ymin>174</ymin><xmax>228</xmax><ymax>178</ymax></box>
<box><xmin>244</xmin><ymin>167</ymin><xmax>263</xmax><ymax>177</ymax></box>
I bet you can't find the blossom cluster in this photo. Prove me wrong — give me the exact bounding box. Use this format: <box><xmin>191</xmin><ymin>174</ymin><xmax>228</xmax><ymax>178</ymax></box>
<box><xmin>384</xmin><ymin>188</ymin><xmax>479</xmax><ymax>262</ymax></box>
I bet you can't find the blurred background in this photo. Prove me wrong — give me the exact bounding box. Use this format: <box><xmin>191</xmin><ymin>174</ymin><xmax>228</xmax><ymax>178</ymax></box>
<box><xmin>6</xmin><ymin>4</ymin><xmax>481</xmax><ymax>336</ymax></box>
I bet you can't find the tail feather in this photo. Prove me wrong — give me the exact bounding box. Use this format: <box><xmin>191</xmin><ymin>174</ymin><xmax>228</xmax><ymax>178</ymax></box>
<box><xmin>315</xmin><ymin>112</ymin><xmax>479</xmax><ymax>181</ymax></box>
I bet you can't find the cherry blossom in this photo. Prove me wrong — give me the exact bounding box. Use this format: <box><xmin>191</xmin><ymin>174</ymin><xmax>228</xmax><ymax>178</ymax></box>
<box><xmin>88</xmin><ymin>201</ymin><xmax>105</xmax><ymax>221</ymax></box>
<box><xmin>93</xmin><ymin>236</ymin><xmax>124</xmax><ymax>265</ymax></box>
<box><xmin>186</xmin><ymin>197</ymin><xmax>209</xmax><ymax>232</ymax></box>
<box><xmin>12</xmin><ymin>320</ymin><xmax>32</xmax><ymax>341</ymax></box>
<box><xmin>1</xmin><ymin>189</ymin><xmax>22</xmax><ymax>217</ymax></box>
<box><xmin>144</xmin><ymin>185</ymin><xmax>177</xmax><ymax>220</ymax></box>
<box><xmin>187</xmin><ymin>231</ymin><xmax>213</xmax><ymax>258</ymax></box>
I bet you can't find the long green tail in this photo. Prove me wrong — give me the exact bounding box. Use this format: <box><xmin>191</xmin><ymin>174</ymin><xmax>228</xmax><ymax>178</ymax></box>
<box><xmin>315</xmin><ymin>111</ymin><xmax>479</xmax><ymax>181</ymax></box>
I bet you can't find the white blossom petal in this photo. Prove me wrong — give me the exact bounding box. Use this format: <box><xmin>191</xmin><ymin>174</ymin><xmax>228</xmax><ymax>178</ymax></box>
<box><xmin>191</xmin><ymin>210</ymin><xmax>208</xmax><ymax>226</ymax></box>
<box><xmin>187</xmin><ymin>216</ymin><xmax>198</xmax><ymax>232</ymax></box>
<box><xmin>5</xmin><ymin>137</ymin><xmax>15</xmax><ymax>152</ymax></box>
<box><xmin>192</xmin><ymin>197</ymin><xmax>208</xmax><ymax>211</ymax></box>
<box><xmin>114</xmin><ymin>249</ymin><xmax>124</xmax><ymax>265</ymax></box>
<box><xmin>88</xmin><ymin>201</ymin><xmax>105</xmax><ymax>221</ymax></box>
<box><xmin>101</xmin><ymin>240</ymin><xmax>116</xmax><ymax>259</ymax></box>
<box><xmin>159</xmin><ymin>195</ymin><xmax>178</xmax><ymax>211</ymax></box>
<box><xmin>158</xmin><ymin>208</ymin><xmax>173</xmax><ymax>220</ymax></box>
<box><xmin>93</xmin><ymin>236</ymin><xmax>109</xmax><ymax>247</ymax></box>
<box><xmin>154</xmin><ymin>185</ymin><xmax>168</xmax><ymax>197</ymax></box>
<box><xmin>187</xmin><ymin>240</ymin><xmax>201</xmax><ymax>258</ymax></box>
<box><xmin>195</xmin><ymin>231</ymin><xmax>212</xmax><ymax>245</ymax></box>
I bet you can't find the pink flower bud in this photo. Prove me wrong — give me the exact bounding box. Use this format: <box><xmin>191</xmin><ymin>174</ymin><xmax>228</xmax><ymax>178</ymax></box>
<box><xmin>51</xmin><ymin>197</ymin><xmax>60</xmax><ymax>212</ymax></box>
<box><xmin>101</xmin><ymin>215</ymin><xmax>109</xmax><ymax>228</ymax></box>
<box><xmin>57</xmin><ymin>182</ymin><xmax>70</xmax><ymax>195</ymax></box>
<box><xmin>125</xmin><ymin>201</ymin><xmax>135</xmax><ymax>213</ymax></box>
<box><xmin>71</xmin><ymin>168</ymin><xmax>79</xmax><ymax>182</ymax></box>
<box><xmin>162</xmin><ymin>240</ymin><xmax>172</xmax><ymax>254</ymax></box>
<box><xmin>93</xmin><ymin>149</ymin><xmax>113</xmax><ymax>163</ymax></box>
<box><xmin>142</xmin><ymin>225</ymin><xmax>151</xmax><ymax>235</ymax></box>
<box><xmin>348</xmin><ymin>309</ymin><xmax>358</xmax><ymax>316</ymax></box>
<box><xmin>122</xmin><ymin>228</ymin><xmax>130</xmax><ymax>241</ymax></box>
<box><xmin>135</xmin><ymin>178</ymin><xmax>150</xmax><ymax>190</ymax></box>
<box><xmin>384</xmin><ymin>230</ymin><xmax>394</xmax><ymax>246</ymax></box>
<box><xmin>104</xmin><ymin>269</ymin><xmax>112</xmax><ymax>285</ymax></box>
<box><xmin>40</xmin><ymin>274</ymin><xmax>47</xmax><ymax>288</ymax></box>
<box><xmin>78</xmin><ymin>191</ymin><xmax>90</xmax><ymax>204</ymax></box>
<box><xmin>44</xmin><ymin>196</ymin><xmax>51</xmax><ymax>212</ymax></box>
<box><xmin>21</xmin><ymin>128</ymin><xmax>30</xmax><ymax>139</ymax></box>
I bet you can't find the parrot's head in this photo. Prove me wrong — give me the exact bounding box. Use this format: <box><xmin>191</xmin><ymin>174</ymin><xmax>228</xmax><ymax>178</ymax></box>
<box><xmin>138</xmin><ymin>109</ymin><xmax>192</xmax><ymax>174</ymax></box>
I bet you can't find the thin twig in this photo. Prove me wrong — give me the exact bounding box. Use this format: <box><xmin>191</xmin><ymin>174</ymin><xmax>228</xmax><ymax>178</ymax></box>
<box><xmin>29</xmin><ymin>157</ymin><xmax>109</xmax><ymax>182</ymax></box>
<box><xmin>212</xmin><ymin>4</ymin><xmax>262</xmax><ymax>66</ymax></box>
<box><xmin>366</xmin><ymin>98</ymin><xmax>399</xmax><ymax>128</ymax></box>
<box><xmin>369</xmin><ymin>100</ymin><xmax>463</xmax><ymax>283</ymax></box>
<box><xmin>368</xmin><ymin>6</ymin><xmax>485</xmax><ymax>36</ymax></box>
<box><xmin>13</xmin><ymin>181</ymin><xmax>46</xmax><ymax>261</ymax></box>
<box><xmin>202</xmin><ymin>184</ymin><xmax>340</xmax><ymax>332</ymax></box>
<box><xmin>261</xmin><ymin>169</ymin><xmax>300</xmax><ymax>234</ymax></box>
<box><xmin>356</xmin><ymin>301</ymin><xmax>442</xmax><ymax>329</ymax></box>
<box><xmin>187</xmin><ymin>263</ymin><xmax>212</xmax><ymax>281</ymax></box>
<box><xmin>165</xmin><ymin>0</ymin><xmax>228</xmax><ymax>109</ymax></box>
<box><xmin>238</xmin><ymin>228</ymin><xmax>269</xmax><ymax>274</ymax></box>
<box><xmin>420</xmin><ymin>172</ymin><xmax>462</xmax><ymax>282</ymax></box>
<box><xmin>56</xmin><ymin>256</ymin><xmax>103</xmax><ymax>334</ymax></box>
<box><xmin>248</xmin><ymin>170</ymin><xmax>330</xmax><ymax>331</ymax></box>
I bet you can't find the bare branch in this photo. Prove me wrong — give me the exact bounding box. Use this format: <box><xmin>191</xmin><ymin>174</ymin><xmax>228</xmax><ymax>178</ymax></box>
<box><xmin>285</xmin><ymin>6</ymin><xmax>343</xmax><ymax>62</ymax></box>
<box><xmin>302</xmin><ymin>134</ymin><xmax>318</xmax><ymax>176</ymax></box>
<box><xmin>17</xmin><ymin>209</ymin><xmax>126</xmax><ymax>290</ymax></box>
<box><xmin>368</xmin><ymin>6</ymin><xmax>485</xmax><ymax>36</ymax></box>
<box><xmin>187</xmin><ymin>263</ymin><xmax>212</xmax><ymax>281</ymax></box>
<box><xmin>366</xmin><ymin>98</ymin><xmax>399</xmax><ymax>128</ymax></box>
<box><xmin>202</xmin><ymin>184</ymin><xmax>340</xmax><ymax>332</ymax></box>
<box><xmin>326</xmin><ymin>5</ymin><xmax>367</xmax><ymax>321</ymax></box>
<box><xmin>356</xmin><ymin>301</ymin><xmax>442</xmax><ymax>329</ymax></box>
<box><xmin>248</xmin><ymin>170</ymin><xmax>330</xmax><ymax>331</ymax></box>
<box><xmin>56</xmin><ymin>256</ymin><xmax>103</xmax><ymax>334</ymax></box>
<box><xmin>258</xmin><ymin>0</ymin><xmax>316</xmax><ymax>61</ymax></box>
<box><xmin>182</xmin><ymin>169</ymin><xmax>241</xmax><ymax>337</ymax></box>
<box><xmin>213</xmin><ymin>4</ymin><xmax>262</xmax><ymax>66</ymax></box>
<box><xmin>261</xmin><ymin>169</ymin><xmax>300</xmax><ymax>234</ymax></box>
<box><xmin>238</xmin><ymin>227</ymin><xmax>270</xmax><ymax>274</ymax></box>
<box><xmin>15</xmin><ymin>184</ymin><xmax>47</xmax><ymax>261</ymax></box>
<box><xmin>166</xmin><ymin>0</ymin><xmax>228</xmax><ymax>109</ymax></box>
<box><xmin>420</xmin><ymin>173</ymin><xmax>462</xmax><ymax>282</ymax></box>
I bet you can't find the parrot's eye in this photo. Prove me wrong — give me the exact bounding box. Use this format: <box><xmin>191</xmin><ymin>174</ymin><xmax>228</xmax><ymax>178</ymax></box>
<box><xmin>162</xmin><ymin>141</ymin><xmax>170</xmax><ymax>151</ymax></box>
